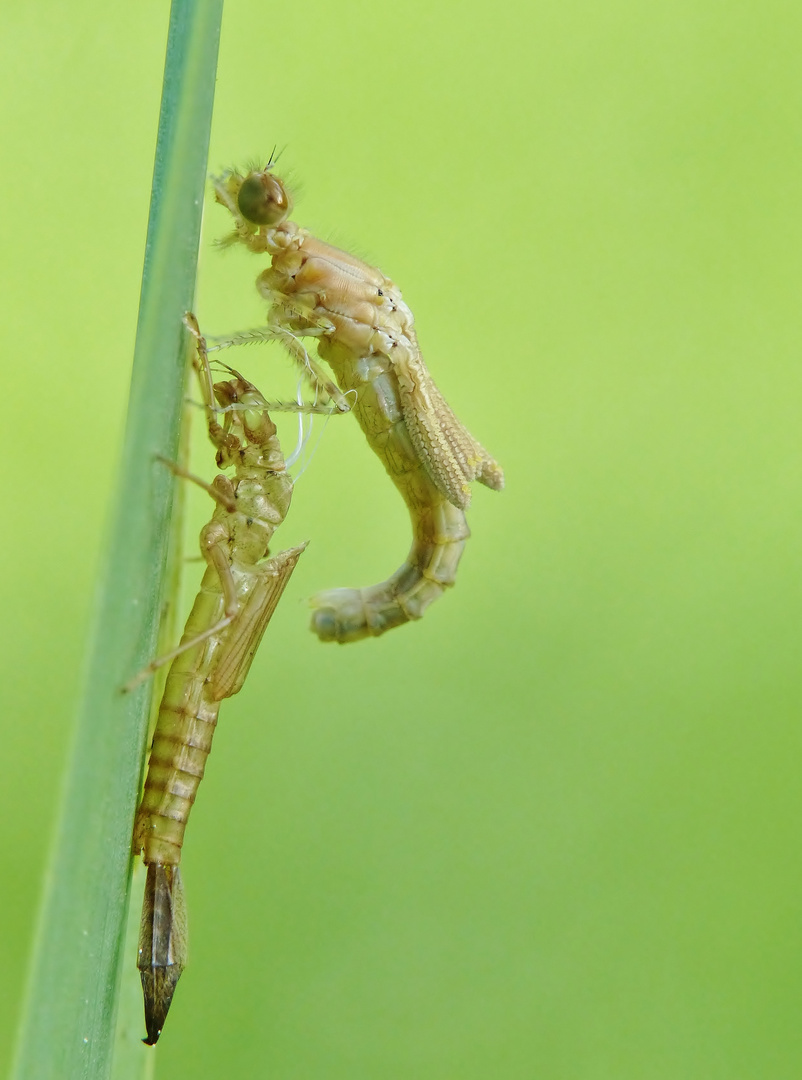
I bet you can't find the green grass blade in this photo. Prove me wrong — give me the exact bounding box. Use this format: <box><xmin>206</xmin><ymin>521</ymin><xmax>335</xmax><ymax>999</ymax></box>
<box><xmin>10</xmin><ymin>3</ymin><xmax>224</xmax><ymax>1077</ymax></box>
<box><xmin>110</xmin><ymin>864</ymin><xmax>157</xmax><ymax>1080</ymax></box>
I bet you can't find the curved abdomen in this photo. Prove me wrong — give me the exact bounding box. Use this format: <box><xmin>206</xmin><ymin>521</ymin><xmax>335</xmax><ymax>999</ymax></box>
<box><xmin>310</xmin><ymin>346</ymin><xmax>470</xmax><ymax>643</ymax></box>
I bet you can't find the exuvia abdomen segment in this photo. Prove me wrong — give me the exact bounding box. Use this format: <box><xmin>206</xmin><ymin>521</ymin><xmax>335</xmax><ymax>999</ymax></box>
<box><xmin>134</xmin><ymin>568</ymin><xmax>226</xmax><ymax>866</ymax></box>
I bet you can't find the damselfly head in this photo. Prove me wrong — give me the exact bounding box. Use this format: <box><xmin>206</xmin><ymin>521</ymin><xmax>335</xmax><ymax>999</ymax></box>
<box><xmin>237</xmin><ymin>168</ymin><xmax>292</xmax><ymax>226</ymax></box>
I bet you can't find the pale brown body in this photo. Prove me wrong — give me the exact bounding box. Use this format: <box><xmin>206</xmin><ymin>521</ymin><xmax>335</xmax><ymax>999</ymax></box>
<box><xmin>133</xmin><ymin>374</ymin><xmax>302</xmax><ymax>867</ymax></box>
<box><xmin>214</xmin><ymin>168</ymin><xmax>504</xmax><ymax>642</ymax></box>
<box><xmin>133</xmin><ymin>543</ymin><xmax>301</xmax><ymax>865</ymax></box>
<box><xmin>132</xmin><ymin>318</ymin><xmax>304</xmax><ymax>1042</ymax></box>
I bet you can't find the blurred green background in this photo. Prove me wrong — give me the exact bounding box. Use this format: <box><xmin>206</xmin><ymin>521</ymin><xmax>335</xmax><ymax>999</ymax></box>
<box><xmin>3</xmin><ymin>1</ymin><xmax>802</xmax><ymax>1076</ymax></box>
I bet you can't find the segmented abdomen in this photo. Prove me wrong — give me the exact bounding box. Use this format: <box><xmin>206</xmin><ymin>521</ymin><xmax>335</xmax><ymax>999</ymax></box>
<box><xmin>134</xmin><ymin>567</ymin><xmax>227</xmax><ymax>866</ymax></box>
<box><xmin>260</xmin><ymin>229</ymin><xmax>501</xmax><ymax>643</ymax></box>
<box><xmin>309</xmin><ymin>339</ymin><xmax>470</xmax><ymax>642</ymax></box>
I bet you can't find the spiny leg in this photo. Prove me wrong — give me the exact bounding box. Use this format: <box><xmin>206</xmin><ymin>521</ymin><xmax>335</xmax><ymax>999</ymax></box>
<box><xmin>202</xmin><ymin>393</ymin><xmax>346</xmax><ymax>418</ymax></box>
<box><xmin>188</xmin><ymin>309</ymin><xmax>351</xmax><ymax>416</ymax></box>
<box><xmin>205</xmin><ymin>321</ymin><xmax>351</xmax><ymax>413</ymax></box>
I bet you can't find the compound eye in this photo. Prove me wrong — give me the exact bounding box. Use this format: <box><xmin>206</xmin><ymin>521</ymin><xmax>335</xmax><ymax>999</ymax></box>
<box><xmin>237</xmin><ymin>171</ymin><xmax>291</xmax><ymax>225</ymax></box>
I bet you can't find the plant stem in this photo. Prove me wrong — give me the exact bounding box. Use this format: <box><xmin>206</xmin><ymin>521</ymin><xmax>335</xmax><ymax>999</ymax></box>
<box><xmin>11</xmin><ymin>3</ymin><xmax>224</xmax><ymax>1077</ymax></box>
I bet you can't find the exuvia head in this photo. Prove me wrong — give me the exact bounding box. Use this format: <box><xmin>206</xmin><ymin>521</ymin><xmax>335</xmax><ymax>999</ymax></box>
<box><xmin>214</xmin><ymin>378</ymin><xmax>278</xmax><ymax>445</ymax></box>
<box><xmin>237</xmin><ymin>167</ymin><xmax>292</xmax><ymax>226</ymax></box>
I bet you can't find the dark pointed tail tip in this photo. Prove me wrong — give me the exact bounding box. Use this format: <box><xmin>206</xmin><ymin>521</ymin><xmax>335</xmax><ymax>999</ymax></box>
<box><xmin>140</xmin><ymin>962</ymin><xmax>183</xmax><ymax>1046</ymax></box>
<box><xmin>138</xmin><ymin>863</ymin><xmax>188</xmax><ymax>1044</ymax></box>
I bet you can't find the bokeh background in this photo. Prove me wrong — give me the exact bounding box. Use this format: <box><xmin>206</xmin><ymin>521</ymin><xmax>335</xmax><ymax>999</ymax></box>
<box><xmin>3</xmin><ymin>1</ymin><xmax>802</xmax><ymax>1076</ymax></box>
